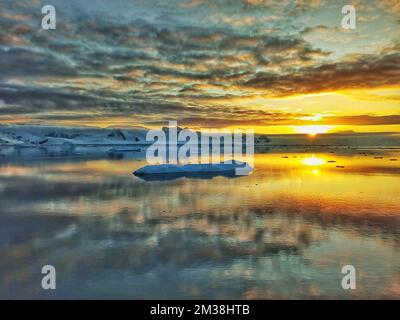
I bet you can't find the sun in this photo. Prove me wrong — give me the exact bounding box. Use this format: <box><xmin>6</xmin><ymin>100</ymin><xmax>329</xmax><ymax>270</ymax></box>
<box><xmin>294</xmin><ymin>125</ymin><xmax>333</xmax><ymax>136</ymax></box>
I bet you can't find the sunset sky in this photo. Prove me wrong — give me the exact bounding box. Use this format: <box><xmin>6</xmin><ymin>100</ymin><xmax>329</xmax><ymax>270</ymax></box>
<box><xmin>0</xmin><ymin>0</ymin><xmax>399</xmax><ymax>134</ymax></box>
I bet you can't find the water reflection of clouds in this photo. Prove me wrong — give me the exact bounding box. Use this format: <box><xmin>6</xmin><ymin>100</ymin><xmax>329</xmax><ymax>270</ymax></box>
<box><xmin>0</xmin><ymin>153</ymin><xmax>399</xmax><ymax>298</ymax></box>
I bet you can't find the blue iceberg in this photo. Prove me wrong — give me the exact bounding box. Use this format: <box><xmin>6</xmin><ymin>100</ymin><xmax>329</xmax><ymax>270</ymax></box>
<box><xmin>133</xmin><ymin>161</ymin><xmax>252</xmax><ymax>181</ymax></box>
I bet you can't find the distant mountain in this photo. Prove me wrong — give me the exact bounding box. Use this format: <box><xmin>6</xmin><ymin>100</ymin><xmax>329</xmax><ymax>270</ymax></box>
<box><xmin>1</xmin><ymin>125</ymin><xmax>398</xmax><ymax>149</ymax></box>
<box><xmin>266</xmin><ymin>132</ymin><xmax>400</xmax><ymax>147</ymax></box>
<box><xmin>0</xmin><ymin>125</ymin><xmax>147</xmax><ymax>146</ymax></box>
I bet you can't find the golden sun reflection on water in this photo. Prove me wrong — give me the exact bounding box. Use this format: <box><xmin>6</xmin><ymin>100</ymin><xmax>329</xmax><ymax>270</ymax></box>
<box><xmin>0</xmin><ymin>150</ymin><xmax>399</xmax><ymax>298</ymax></box>
<box><xmin>302</xmin><ymin>154</ymin><xmax>326</xmax><ymax>166</ymax></box>
<box><xmin>7</xmin><ymin>151</ymin><xmax>395</xmax><ymax>220</ymax></box>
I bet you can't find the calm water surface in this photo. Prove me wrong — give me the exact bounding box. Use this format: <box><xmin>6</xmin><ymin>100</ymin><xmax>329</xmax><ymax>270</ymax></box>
<box><xmin>0</xmin><ymin>151</ymin><xmax>399</xmax><ymax>299</ymax></box>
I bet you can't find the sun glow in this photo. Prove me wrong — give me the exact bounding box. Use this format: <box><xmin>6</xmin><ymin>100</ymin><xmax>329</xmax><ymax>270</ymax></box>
<box><xmin>294</xmin><ymin>125</ymin><xmax>333</xmax><ymax>135</ymax></box>
<box><xmin>302</xmin><ymin>154</ymin><xmax>326</xmax><ymax>166</ymax></box>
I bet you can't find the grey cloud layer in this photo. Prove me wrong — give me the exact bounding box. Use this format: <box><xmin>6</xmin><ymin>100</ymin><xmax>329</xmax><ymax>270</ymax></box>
<box><xmin>0</xmin><ymin>0</ymin><xmax>399</xmax><ymax>126</ymax></box>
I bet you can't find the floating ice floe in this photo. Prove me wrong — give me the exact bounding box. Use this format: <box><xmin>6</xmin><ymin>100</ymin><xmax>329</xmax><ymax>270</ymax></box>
<box><xmin>133</xmin><ymin>160</ymin><xmax>253</xmax><ymax>181</ymax></box>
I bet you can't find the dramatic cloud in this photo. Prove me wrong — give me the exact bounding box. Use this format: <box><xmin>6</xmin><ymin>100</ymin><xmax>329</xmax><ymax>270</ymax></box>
<box><xmin>0</xmin><ymin>0</ymin><xmax>399</xmax><ymax>130</ymax></box>
<box><xmin>317</xmin><ymin>115</ymin><xmax>400</xmax><ymax>126</ymax></box>
<box><xmin>244</xmin><ymin>48</ymin><xmax>400</xmax><ymax>96</ymax></box>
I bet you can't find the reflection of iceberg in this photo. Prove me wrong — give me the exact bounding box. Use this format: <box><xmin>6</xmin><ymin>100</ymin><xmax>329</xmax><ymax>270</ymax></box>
<box><xmin>107</xmin><ymin>147</ymin><xmax>143</xmax><ymax>159</ymax></box>
<box><xmin>133</xmin><ymin>161</ymin><xmax>252</xmax><ymax>181</ymax></box>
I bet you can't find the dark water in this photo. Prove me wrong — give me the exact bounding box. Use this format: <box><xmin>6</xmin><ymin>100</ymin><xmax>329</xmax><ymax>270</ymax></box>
<box><xmin>0</xmin><ymin>151</ymin><xmax>399</xmax><ymax>299</ymax></box>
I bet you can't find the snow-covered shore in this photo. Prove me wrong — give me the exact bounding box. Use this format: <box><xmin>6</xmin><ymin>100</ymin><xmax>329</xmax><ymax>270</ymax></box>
<box><xmin>0</xmin><ymin>125</ymin><xmax>399</xmax><ymax>160</ymax></box>
<box><xmin>0</xmin><ymin>125</ymin><xmax>151</xmax><ymax>159</ymax></box>
<box><xmin>0</xmin><ymin>125</ymin><xmax>149</xmax><ymax>147</ymax></box>
<box><xmin>0</xmin><ymin>124</ymin><xmax>268</xmax><ymax>159</ymax></box>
